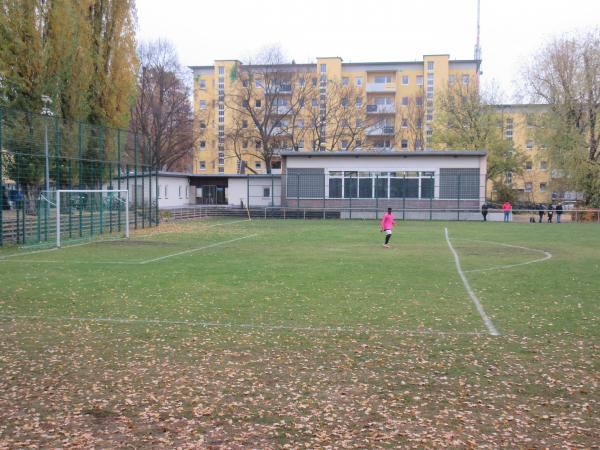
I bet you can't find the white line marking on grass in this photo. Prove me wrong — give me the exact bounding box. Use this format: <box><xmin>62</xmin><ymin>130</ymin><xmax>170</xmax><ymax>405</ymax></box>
<box><xmin>139</xmin><ymin>234</ymin><xmax>258</xmax><ymax>264</ymax></box>
<box><xmin>455</xmin><ymin>239</ymin><xmax>553</xmax><ymax>273</ymax></box>
<box><xmin>444</xmin><ymin>228</ymin><xmax>500</xmax><ymax>337</ymax></box>
<box><xmin>0</xmin><ymin>314</ymin><xmax>487</xmax><ymax>336</ymax></box>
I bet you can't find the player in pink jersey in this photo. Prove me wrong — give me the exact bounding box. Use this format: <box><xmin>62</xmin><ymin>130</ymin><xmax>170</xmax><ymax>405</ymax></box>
<box><xmin>380</xmin><ymin>207</ymin><xmax>395</xmax><ymax>248</ymax></box>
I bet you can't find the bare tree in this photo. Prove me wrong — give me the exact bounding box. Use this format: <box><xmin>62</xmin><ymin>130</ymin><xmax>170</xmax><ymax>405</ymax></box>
<box><xmin>522</xmin><ymin>29</ymin><xmax>600</xmax><ymax>205</ymax></box>
<box><xmin>304</xmin><ymin>80</ymin><xmax>370</xmax><ymax>151</ymax></box>
<box><xmin>405</xmin><ymin>90</ymin><xmax>426</xmax><ymax>150</ymax></box>
<box><xmin>130</xmin><ymin>39</ymin><xmax>196</xmax><ymax>172</ymax></box>
<box><xmin>225</xmin><ymin>47</ymin><xmax>314</xmax><ymax>173</ymax></box>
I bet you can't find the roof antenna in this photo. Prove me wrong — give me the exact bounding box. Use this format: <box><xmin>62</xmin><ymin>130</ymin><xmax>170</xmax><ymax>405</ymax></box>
<box><xmin>474</xmin><ymin>0</ymin><xmax>482</xmax><ymax>61</ymax></box>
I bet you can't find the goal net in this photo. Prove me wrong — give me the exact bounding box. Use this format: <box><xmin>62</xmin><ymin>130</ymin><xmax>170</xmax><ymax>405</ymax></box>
<box><xmin>39</xmin><ymin>189</ymin><xmax>129</xmax><ymax>247</ymax></box>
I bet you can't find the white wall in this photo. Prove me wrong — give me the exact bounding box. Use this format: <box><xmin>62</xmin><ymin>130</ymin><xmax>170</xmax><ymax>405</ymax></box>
<box><xmin>228</xmin><ymin>178</ymin><xmax>281</xmax><ymax>207</ymax></box>
<box><xmin>156</xmin><ymin>176</ymin><xmax>192</xmax><ymax>208</ymax></box>
<box><xmin>285</xmin><ymin>155</ymin><xmax>485</xmax><ymax>171</ymax></box>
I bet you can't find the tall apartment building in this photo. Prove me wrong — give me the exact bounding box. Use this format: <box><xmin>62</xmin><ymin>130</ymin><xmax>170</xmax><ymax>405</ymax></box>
<box><xmin>190</xmin><ymin>55</ymin><xmax>480</xmax><ymax>175</ymax></box>
<box><xmin>492</xmin><ymin>104</ymin><xmax>557</xmax><ymax>204</ymax></box>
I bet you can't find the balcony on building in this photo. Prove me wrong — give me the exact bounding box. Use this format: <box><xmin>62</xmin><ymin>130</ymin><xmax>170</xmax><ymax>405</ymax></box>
<box><xmin>365</xmin><ymin>126</ymin><xmax>395</xmax><ymax>136</ymax></box>
<box><xmin>366</xmin><ymin>104</ymin><xmax>396</xmax><ymax>114</ymax></box>
<box><xmin>271</xmin><ymin>105</ymin><xmax>291</xmax><ymax>115</ymax></box>
<box><xmin>265</xmin><ymin>84</ymin><xmax>292</xmax><ymax>94</ymax></box>
<box><xmin>366</xmin><ymin>83</ymin><xmax>396</xmax><ymax>93</ymax></box>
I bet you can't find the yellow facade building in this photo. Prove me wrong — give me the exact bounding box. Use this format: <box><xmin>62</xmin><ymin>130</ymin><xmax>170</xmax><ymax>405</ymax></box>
<box><xmin>492</xmin><ymin>104</ymin><xmax>553</xmax><ymax>204</ymax></box>
<box><xmin>190</xmin><ymin>54</ymin><xmax>480</xmax><ymax>174</ymax></box>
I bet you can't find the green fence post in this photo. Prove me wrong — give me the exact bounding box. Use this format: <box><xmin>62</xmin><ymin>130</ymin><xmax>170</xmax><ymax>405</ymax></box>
<box><xmin>429</xmin><ymin>174</ymin><xmax>433</xmax><ymax>221</ymax></box>
<box><xmin>54</xmin><ymin>115</ymin><xmax>60</xmax><ymax>188</ymax></box>
<box><xmin>155</xmin><ymin>165</ymin><xmax>159</xmax><ymax>226</ymax></box>
<box><xmin>457</xmin><ymin>174</ymin><xmax>461</xmax><ymax>221</ymax></box>
<box><xmin>271</xmin><ymin>174</ymin><xmax>275</xmax><ymax>208</ymax></box>
<box><xmin>402</xmin><ymin>173</ymin><xmax>406</xmax><ymax>221</ymax></box>
<box><xmin>78</xmin><ymin>122</ymin><xmax>83</xmax><ymax>238</ymax></box>
<box><xmin>117</xmin><ymin>130</ymin><xmax>122</xmax><ymax>232</ymax></box>
<box><xmin>349</xmin><ymin>174</ymin><xmax>352</xmax><ymax>220</ymax></box>
<box><xmin>68</xmin><ymin>160</ymin><xmax>72</xmax><ymax>239</ymax></box>
<box><xmin>0</xmin><ymin>108</ymin><xmax>3</xmax><ymax>246</ymax></box>
<box><xmin>148</xmin><ymin>164</ymin><xmax>152</xmax><ymax>227</ymax></box>
<box><xmin>134</xmin><ymin>134</ymin><xmax>138</xmax><ymax>229</ymax></box>
<box><xmin>375</xmin><ymin>175</ymin><xmax>379</xmax><ymax>220</ymax></box>
<box><xmin>323</xmin><ymin>173</ymin><xmax>326</xmax><ymax>219</ymax></box>
<box><xmin>126</xmin><ymin>163</ymin><xmax>130</xmax><ymax>230</ymax></box>
<box><xmin>141</xmin><ymin>165</ymin><xmax>145</xmax><ymax>228</ymax></box>
<box><xmin>296</xmin><ymin>174</ymin><xmax>300</xmax><ymax>209</ymax></box>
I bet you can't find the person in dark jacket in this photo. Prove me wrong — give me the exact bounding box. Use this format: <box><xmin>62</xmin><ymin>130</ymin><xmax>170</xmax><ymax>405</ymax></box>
<box><xmin>547</xmin><ymin>204</ymin><xmax>554</xmax><ymax>223</ymax></box>
<box><xmin>555</xmin><ymin>202</ymin><xmax>563</xmax><ymax>223</ymax></box>
<box><xmin>481</xmin><ymin>203</ymin><xmax>488</xmax><ymax>221</ymax></box>
<box><xmin>538</xmin><ymin>204</ymin><xmax>545</xmax><ymax>223</ymax></box>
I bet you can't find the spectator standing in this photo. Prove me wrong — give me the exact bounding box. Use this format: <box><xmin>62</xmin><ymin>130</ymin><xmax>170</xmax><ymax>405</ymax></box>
<box><xmin>547</xmin><ymin>204</ymin><xmax>554</xmax><ymax>223</ymax></box>
<box><xmin>502</xmin><ymin>201</ymin><xmax>512</xmax><ymax>222</ymax></box>
<box><xmin>556</xmin><ymin>202</ymin><xmax>563</xmax><ymax>223</ymax></box>
<box><xmin>538</xmin><ymin>204</ymin><xmax>545</xmax><ymax>223</ymax></box>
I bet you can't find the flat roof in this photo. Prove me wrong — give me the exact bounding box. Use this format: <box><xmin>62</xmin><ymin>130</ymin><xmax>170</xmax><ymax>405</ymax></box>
<box><xmin>157</xmin><ymin>171</ymin><xmax>281</xmax><ymax>179</ymax></box>
<box><xmin>280</xmin><ymin>150</ymin><xmax>486</xmax><ymax>157</ymax></box>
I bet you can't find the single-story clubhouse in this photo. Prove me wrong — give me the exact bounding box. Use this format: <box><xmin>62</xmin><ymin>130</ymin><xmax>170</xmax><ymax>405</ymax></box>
<box><xmin>152</xmin><ymin>151</ymin><xmax>487</xmax><ymax>214</ymax></box>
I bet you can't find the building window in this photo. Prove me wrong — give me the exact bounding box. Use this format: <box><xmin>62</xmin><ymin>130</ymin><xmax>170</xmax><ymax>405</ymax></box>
<box><xmin>311</xmin><ymin>77</ymin><xmax>317</xmax><ymax>87</ymax></box>
<box><xmin>296</xmin><ymin>119</ymin><xmax>304</xmax><ymax>128</ymax></box>
<box><xmin>401</xmin><ymin>118</ymin><xmax>408</xmax><ymax>128</ymax></box>
<box><xmin>299</xmin><ymin>77</ymin><xmax>305</xmax><ymax>87</ymax></box>
<box><xmin>200</xmin><ymin>140</ymin><xmax>206</xmax><ymax>149</ymax></box>
<box><xmin>402</xmin><ymin>75</ymin><xmax>409</xmax><ymax>85</ymax></box>
<box><xmin>356</xmin><ymin>119</ymin><xmax>362</xmax><ymax>128</ymax></box>
<box><xmin>540</xmin><ymin>182</ymin><xmax>547</xmax><ymax>192</ymax></box>
<box><xmin>242</xmin><ymin>79</ymin><xmax>248</xmax><ymax>87</ymax></box>
<box><xmin>218</xmin><ymin>66</ymin><xmax>224</xmax><ymax>75</ymax></box>
<box><xmin>526</xmin><ymin>140</ymin><xmax>534</xmax><ymax>150</ymax></box>
<box><xmin>199</xmin><ymin>121</ymin><xmax>206</xmax><ymax>129</ymax></box>
<box><xmin>401</xmin><ymin>97</ymin><xmax>409</xmax><ymax>106</ymax></box>
<box><xmin>448</xmin><ymin>74</ymin><xmax>456</xmax><ymax>85</ymax></box>
<box><xmin>320</xmin><ymin>64</ymin><xmax>326</xmax><ymax>73</ymax></box>
<box><xmin>311</xmin><ymin>99</ymin><xmax>318</xmax><ymax>107</ymax></box>
<box><xmin>341</xmin><ymin>97</ymin><xmax>348</xmax><ymax>107</ymax></box>
<box><xmin>255</xmin><ymin>161</ymin><xmax>261</xmax><ymax>169</ymax></box>
<box><xmin>525</xmin><ymin>161</ymin><xmax>532</xmax><ymax>171</ymax></box>
<box><xmin>199</xmin><ymin>161</ymin><xmax>206</xmax><ymax>170</ymax></box>
<box><xmin>298</xmin><ymin>139</ymin><xmax>304</xmax><ymax>149</ymax></box>
<box><xmin>186</xmin><ymin>186</ymin><xmax>189</xmax><ymax>198</ymax></box>
<box><xmin>374</xmin><ymin>75</ymin><xmax>392</xmax><ymax>84</ymax></box>
<box><xmin>341</xmin><ymin>140</ymin><xmax>349</xmax><ymax>150</ymax></box>
<box><xmin>342</xmin><ymin>77</ymin><xmax>349</xmax><ymax>86</ymax></box>
<box><xmin>242</xmin><ymin>120</ymin><xmax>248</xmax><ymax>129</ymax></box>
<box><xmin>462</xmin><ymin>74</ymin><xmax>470</xmax><ymax>85</ymax></box>
<box><xmin>416</xmin><ymin>96</ymin><xmax>423</xmax><ymax>106</ymax></box>
<box><xmin>356</xmin><ymin>97</ymin><xmax>362</xmax><ymax>107</ymax></box>
<box><xmin>427</xmin><ymin>61</ymin><xmax>434</xmax><ymax>71</ymax></box>
<box><xmin>540</xmin><ymin>161</ymin><xmax>547</xmax><ymax>171</ymax></box>
<box><xmin>506</xmin><ymin>171</ymin><xmax>513</xmax><ymax>184</ymax></box>
<box><xmin>255</xmin><ymin>79</ymin><xmax>262</xmax><ymax>88</ymax></box>
<box><xmin>199</xmin><ymin>100</ymin><xmax>206</xmax><ymax>110</ymax></box>
<box><xmin>158</xmin><ymin>184</ymin><xmax>162</xmax><ymax>199</ymax></box>
<box><xmin>416</xmin><ymin>75</ymin><xmax>423</xmax><ymax>86</ymax></box>
<box><xmin>255</xmin><ymin>99</ymin><xmax>261</xmax><ymax>108</ymax></box>
<box><xmin>263</xmin><ymin>187</ymin><xmax>270</xmax><ymax>198</ymax></box>
<box><xmin>242</xmin><ymin>141</ymin><xmax>248</xmax><ymax>149</ymax></box>
<box><xmin>178</xmin><ymin>186</ymin><xmax>182</xmax><ymax>199</ymax></box>
<box><xmin>199</xmin><ymin>79</ymin><xmax>206</xmax><ymax>89</ymax></box>
<box><xmin>218</xmin><ymin>167</ymin><xmax>224</xmax><ymax>173</ymax></box>
<box><xmin>401</xmin><ymin>139</ymin><xmax>408</xmax><ymax>149</ymax></box>
<box><xmin>255</xmin><ymin>140</ymin><xmax>261</xmax><ymax>149</ymax></box>
<box><xmin>355</xmin><ymin>77</ymin><xmax>363</xmax><ymax>86</ymax></box>
<box><xmin>525</xmin><ymin>182</ymin><xmax>532</xmax><ymax>192</ymax></box>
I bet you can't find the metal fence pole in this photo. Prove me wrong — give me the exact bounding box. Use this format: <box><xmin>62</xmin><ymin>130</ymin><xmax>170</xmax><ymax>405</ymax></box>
<box><xmin>148</xmin><ymin>164</ymin><xmax>152</xmax><ymax>227</ymax></box>
<box><xmin>78</xmin><ymin>122</ymin><xmax>83</xmax><ymax>238</ymax></box>
<box><xmin>0</xmin><ymin>108</ymin><xmax>3</xmax><ymax>246</ymax></box>
<box><xmin>429</xmin><ymin>174</ymin><xmax>433</xmax><ymax>221</ymax></box>
<box><xmin>375</xmin><ymin>175</ymin><xmax>379</xmax><ymax>220</ymax></box>
<box><xmin>402</xmin><ymin>173</ymin><xmax>406</xmax><ymax>221</ymax></box>
<box><xmin>155</xmin><ymin>165</ymin><xmax>159</xmax><ymax>226</ymax></box>
<box><xmin>247</xmin><ymin>175</ymin><xmax>250</xmax><ymax>209</ymax></box>
<box><xmin>134</xmin><ymin>134</ymin><xmax>138</xmax><ymax>229</ymax></box>
<box><xmin>117</xmin><ymin>130</ymin><xmax>122</xmax><ymax>232</ymax></box>
<box><xmin>457</xmin><ymin>174</ymin><xmax>461</xmax><ymax>221</ymax></box>
<box><xmin>271</xmin><ymin>175</ymin><xmax>275</xmax><ymax>208</ymax></box>
<box><xmin>141</xmin><ymin>165</ymin><xmax>145</xmax><ymax>228</ymax></box>
<box><xmin>296</xmin><ymin>174</ymin><xmax>300</xmax><ymax>209</ymax></box>
<box><xmin>349</xmin><ymin>174</ymin><xmax>352</xmax><ymax>219</ymax></box>
<box><xmin>323</xmin><ymin>173</ymin><xmax>326</xmax><ymax>219</ymax></box>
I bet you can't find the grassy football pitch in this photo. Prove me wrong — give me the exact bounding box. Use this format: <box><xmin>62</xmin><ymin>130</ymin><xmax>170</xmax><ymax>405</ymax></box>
<box><xmin>0</xmin><ymin>218</ymin><xmax>598</xmax><ymax>447</ymax></box>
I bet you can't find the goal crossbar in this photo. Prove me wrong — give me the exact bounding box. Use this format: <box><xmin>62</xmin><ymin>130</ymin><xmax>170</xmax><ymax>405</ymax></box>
<box><xmin>53</xmin><ymin>189</ymin><xmax>129</xmax><ymax>248</ymax></box>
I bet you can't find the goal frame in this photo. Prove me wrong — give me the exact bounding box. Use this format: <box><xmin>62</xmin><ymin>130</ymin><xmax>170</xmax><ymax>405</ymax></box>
<box><xmin>55</xmin><ymin>189</ymin><xmax>129</xmax><ymax>247</ymax></box>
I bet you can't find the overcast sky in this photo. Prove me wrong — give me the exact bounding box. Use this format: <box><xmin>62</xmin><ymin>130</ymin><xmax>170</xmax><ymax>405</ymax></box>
<box><xmin>136</xmin><ymin>0</ymin><xmax>599</xmax><ymax>102</ymax></box>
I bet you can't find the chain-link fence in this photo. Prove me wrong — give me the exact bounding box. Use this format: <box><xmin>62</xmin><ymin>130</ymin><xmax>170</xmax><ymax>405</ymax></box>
<box><xmin>0</xmin><ymin>107</ymin><xmax>158</xmax><ymax>246</ymax></box>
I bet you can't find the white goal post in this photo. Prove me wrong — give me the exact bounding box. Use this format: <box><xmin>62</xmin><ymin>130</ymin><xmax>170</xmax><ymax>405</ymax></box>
<box><xmin>53</xmin><ymin>189</ymin><xmax>129</xmax><ymax>248</ymax></box>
